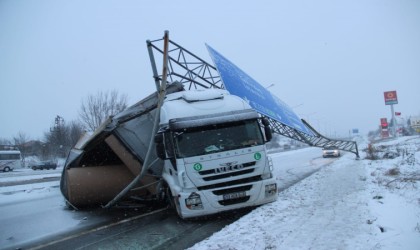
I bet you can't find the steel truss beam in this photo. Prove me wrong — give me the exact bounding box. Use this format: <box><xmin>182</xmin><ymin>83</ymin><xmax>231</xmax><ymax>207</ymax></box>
<box><xmin>147</xmin><ymin>37</ymin><xmax>359</xmax><ymax>158</ymax></box>
<box><xmin>147</xmin><ymin>39</ymin><xmax>222</xmax><ymax>90</ymax></box>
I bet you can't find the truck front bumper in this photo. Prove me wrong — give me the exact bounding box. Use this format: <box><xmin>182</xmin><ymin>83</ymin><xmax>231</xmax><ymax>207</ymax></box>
<box><xmin>175</xmin><ymin>178</ymin><xmax>278</xmax><ymax>219</ymax></box>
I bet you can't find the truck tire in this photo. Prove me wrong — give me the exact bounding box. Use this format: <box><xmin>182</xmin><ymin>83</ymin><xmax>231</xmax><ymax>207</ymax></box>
<box><xmin>164</xmin><ymin>184</ymin><xmax>183</xmax><ymax>219</ymax></box>
<box><xmin>3</xmin><ymin>166</ymin><xmax>10</xmax><ymax>172</ymax></box>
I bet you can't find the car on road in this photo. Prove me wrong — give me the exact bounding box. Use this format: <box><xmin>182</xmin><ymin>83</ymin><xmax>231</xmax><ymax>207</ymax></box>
<box><xmin>322</xmin><ymin>146</ymin><xmax>341</xmax><ymax>158</ymax></box>
<box><xmin>30</xmin><ymin>161</ymin><xmax>57</xmax><ymax>170</ymax></box>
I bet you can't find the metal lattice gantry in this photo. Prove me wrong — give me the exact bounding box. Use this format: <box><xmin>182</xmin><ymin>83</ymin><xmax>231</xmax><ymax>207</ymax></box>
<box><xmin>147</xmin><ymin>38</ymin><xmax>223</xmax><ymax>91</ymax></box>
<box><xmin>267</xmin><ymin>118</ymin><xmax>359</xmax><ymax>157</ymax></box>
<box><xmin>146</xmin><ymin>35</ymin><xmax>359</xmax><ymax>158</ymax></box>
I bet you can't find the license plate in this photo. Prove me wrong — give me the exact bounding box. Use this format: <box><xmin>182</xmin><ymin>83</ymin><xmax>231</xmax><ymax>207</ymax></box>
<box><xmin>223</xmin><ymin>191</ymin><xmax>246</xmax><ymax>200</ymax></box>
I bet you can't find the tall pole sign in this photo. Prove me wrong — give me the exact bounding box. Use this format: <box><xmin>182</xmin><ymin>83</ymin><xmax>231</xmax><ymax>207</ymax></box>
<box><xmin>383</xmin><ymin>90</ymin><xmax>398</xmax><ymax>136</ymax></box>
<box><xmin>384</xmin><ymin>91</ymin><xmax>398</xmax><ymax>105</ymax></box>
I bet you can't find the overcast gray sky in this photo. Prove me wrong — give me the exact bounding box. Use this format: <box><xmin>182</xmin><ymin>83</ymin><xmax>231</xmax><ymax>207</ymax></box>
<box><xmin>1</xmin><ymin>0</ymin><xmax>419</xmax><ymax>140</ymax></box>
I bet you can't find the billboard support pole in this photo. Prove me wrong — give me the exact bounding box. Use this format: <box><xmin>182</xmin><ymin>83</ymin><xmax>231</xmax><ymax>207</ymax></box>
<box><xmin>390</xmin><ymin>104</ymin><xmax>396</xmax><ymax>137</ymax></box>
<box><xmin>104</xmin><ymin>31</ymin><xmax>170</xmax><ymax>209</ymax></box>
<box><xmin>384</xmin><ymin>91</ymin><xmax>398</xmax><ymax>137</ymax></box>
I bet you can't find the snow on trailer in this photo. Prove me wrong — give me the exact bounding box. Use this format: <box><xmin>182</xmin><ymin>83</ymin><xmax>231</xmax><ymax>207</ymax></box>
<box><xmin>61</xmin><ymin>32</ymin><xmax>358</xmax><ymax>217</ymax></box>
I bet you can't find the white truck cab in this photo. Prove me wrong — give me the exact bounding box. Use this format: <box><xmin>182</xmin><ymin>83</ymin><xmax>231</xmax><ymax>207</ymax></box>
<box><xmin>155</xmin><ymin>89</ymin><xmax>277</xmax><ymax>218</ymax></box>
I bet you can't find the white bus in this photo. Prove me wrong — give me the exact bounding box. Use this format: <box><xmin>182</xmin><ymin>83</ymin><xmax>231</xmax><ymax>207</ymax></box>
<box><xmin>0</xmin><ymin>149</ymin><xmax>23</xmax><ymax>172</ymax></box>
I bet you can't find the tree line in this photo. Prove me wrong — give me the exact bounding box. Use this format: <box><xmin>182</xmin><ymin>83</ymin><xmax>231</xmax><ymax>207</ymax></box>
<box><xmin>0</xmin><ymin>90</ymin><xmax>127</xmax><ymax>161</ymax></box>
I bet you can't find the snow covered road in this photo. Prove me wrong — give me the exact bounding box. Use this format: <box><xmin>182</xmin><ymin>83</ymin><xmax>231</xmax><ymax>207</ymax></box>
<box><xmin>0</xmin><ymin>147</ymin><xmax>329</xmax><ymax>249</ymax></box>
<box><xmin>2</xmin><ymin>137</ymin><xmax>418</xmax><ymax>250</ymax></box>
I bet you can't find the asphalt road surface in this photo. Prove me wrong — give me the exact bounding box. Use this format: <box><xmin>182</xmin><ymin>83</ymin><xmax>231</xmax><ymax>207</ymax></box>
<box><xmin>0</xmin><ymin>147</ymin><xmax>334</xmax><ymax>250</ymax></box>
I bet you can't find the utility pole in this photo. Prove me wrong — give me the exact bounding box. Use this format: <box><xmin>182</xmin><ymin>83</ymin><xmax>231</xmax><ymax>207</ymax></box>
<box><xmin>390</xmin><ymin>104</ymin><xmax>397</xmax><ymax>137</ymax></box>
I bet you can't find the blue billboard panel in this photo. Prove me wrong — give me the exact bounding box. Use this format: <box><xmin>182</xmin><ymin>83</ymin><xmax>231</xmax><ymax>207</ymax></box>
<box><xmin>206</xmin><ymin>44</ymin><xmax>313</xmax><ymax>136</ymax></box>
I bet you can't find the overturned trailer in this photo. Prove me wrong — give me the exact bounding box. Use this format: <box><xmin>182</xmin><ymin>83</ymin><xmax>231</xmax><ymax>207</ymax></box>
<box><xmin>61</xmin><ymin>82</ymin><xmax>184</xmax><ymax>207</ymax></box>
<box><xmin>61</xmin><ymin>32</ymin><xmax>359</xmax><ymax>218</ymax></box>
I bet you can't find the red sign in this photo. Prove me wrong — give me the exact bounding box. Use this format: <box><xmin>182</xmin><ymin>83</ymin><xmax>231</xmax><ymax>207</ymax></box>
<box><xmin>395</xmin><ymin>112</ymin><xmax>401</xmax><ymax>116</ymax></box>
<box><xmin>380</xmin><ymin>118</ymin><xmax>388</xmax><ymax>129</ymax></box>
<box><xmin>380</xmin><ymin>118</ymin><xmax>387</xmax><ymax>125</ymax></box>
<box><xmin>384</xmin><ymin>91</ymin><xmax>398</xmax><ymax>105</ymax></box>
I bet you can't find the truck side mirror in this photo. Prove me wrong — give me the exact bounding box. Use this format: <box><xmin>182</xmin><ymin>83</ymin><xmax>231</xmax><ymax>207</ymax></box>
<box><xmin>154</xmin><ymin>133</ymin><xmax>166</xmax><ymax>159</ymax></box>
<box><xmin>262</xmin><ymin>117</ymin><xmax>272</xmax><ymax>142</ymax></box>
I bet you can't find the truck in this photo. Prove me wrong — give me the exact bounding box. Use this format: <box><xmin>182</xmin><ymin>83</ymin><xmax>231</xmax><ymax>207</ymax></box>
<box><xmin>60</xmin><ymin>82</ymin><xmax>277</xmax><ymax>219</ymax></box>
<box><xmin>155</xmin><ymin>88</ymin><xmax>277</xmax><ymax>218</ymax></box>
<box><xmin>61</xmin><ymin>32</ymin><xmax>359</xmax><ymax>219</ymax></box>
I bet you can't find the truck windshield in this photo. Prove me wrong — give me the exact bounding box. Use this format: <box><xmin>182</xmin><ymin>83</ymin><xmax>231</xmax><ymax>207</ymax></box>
<box><xmin>173</xmin><ymin>120</ymin><xmax>264</xmax><ymax>158</ymax></box>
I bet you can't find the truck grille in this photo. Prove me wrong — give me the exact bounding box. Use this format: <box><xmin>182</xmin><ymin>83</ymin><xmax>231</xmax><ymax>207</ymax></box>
<box><xmin>196</xmin><ymin>161</ymin><xmax>260</xmax><ymax>191</ymax></box>
<box><xmin>197</xmin><ymin>175</ymin><xmax>261</xmax><ymax>191</ymax></box>
<box><xmin>198</xmin><ymin>161</ymin><xmax>256</xmax><ymax>175</ymax></box>
<box><xmin>197</xmin><ymin>160</ymin><xmax>262</xmax><ymax>206</ymax></box>
<box><xmin>202</xmin><ymin>169</ymin><xmax>254</xmax><ymax>181</ymax></box>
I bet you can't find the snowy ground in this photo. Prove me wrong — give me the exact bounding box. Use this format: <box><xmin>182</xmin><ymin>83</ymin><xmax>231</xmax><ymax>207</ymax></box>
<box><xmin>0</xmin><ymin>165</ymin><xmax>62</xmax><ymax>205</ymax></box>
<box><xmin>189</xmin><ymin>136</ymin><xmax>420</xmax><ymax>250</ymax></box>
<box><xmin>1</xmin><ymin>136</ymin><xmax>419</xmax><ymax>249</ymax></box>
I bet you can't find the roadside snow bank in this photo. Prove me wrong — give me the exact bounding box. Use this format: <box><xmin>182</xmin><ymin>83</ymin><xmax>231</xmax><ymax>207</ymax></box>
<box><xmin>191</xmin><ymin>153</ymin><xmax>374</xmax><ymax>249</ymax></box>
<box><xmin>365</xmin><ymin>136</ymin><xmax>420</xmax><ymax>249</ymax></box>
<box><xmin>0</xmin><ymin>181</ymin><xmax>60</xmax><ymax>206</ymax></box>
<box><xmin>190</xmin><ymin>136</ymin><xmax>420</xmax><ymax>250</ymax></box>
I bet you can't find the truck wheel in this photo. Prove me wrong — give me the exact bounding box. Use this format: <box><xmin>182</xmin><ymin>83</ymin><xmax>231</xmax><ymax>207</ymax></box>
<box><xmin>164</xmin><ymin>186</ymin><xmax>175</xmax><ymax>208</ymax></box>
<box><xmin>3</xmin><ymin>167</ymin><xmax>10</xmax><ymax>172</ymax></box>
<box><xmin>164</xmin><ymin>185</ymin><xmax>183</xmax><ymax>219</ymax></box>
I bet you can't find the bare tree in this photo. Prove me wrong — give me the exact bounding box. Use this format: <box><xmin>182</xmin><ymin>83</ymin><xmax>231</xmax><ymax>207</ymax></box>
<box><xmin>13</xmin><ymin>131</ymin><xmax>30</xmax><ymax>161</ymax></box>
<box><xmin>67</xmin><ymin>120</ymin><xmax>84</xmax><ymax>147</ymax></box>
<box><xmin>42</xmin><ymin>116</ymin><xmax>83</xmax><ymax>159</ymax></box>
<box><xmin>13</xmin><ymin>131</ymin><xmax>29</xmax><ymax>146</ymax></box>
<box><xmin>79</xmin><ymin>90</ymin><xmax>128</xmax><ymax>131</ymax></box>
<box><xmin>44</xmin><ymin>115</ymin><xmax>67</xmax><ymax>158</ymax></box>
<box><xmin>0</xmin><ymin>138</ymin><xmax>11</xmax><ymax>145</ymax></box>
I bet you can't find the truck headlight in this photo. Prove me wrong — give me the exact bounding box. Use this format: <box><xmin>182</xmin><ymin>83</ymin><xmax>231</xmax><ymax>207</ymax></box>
<box><xmin>185</xmin><ymin>192</ymin><xmax>203</xmax><ymax>210</ymax></box>
<box><xmin>265</xmin><ymin>183</ymin><xmax>277</xmax><ymax>197</ymax></box>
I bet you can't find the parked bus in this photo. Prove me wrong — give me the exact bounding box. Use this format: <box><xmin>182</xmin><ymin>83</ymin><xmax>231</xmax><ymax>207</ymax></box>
<box><xmin>0</xmin><ymin>147</ymin><xmax>23</xmax><ymax>172</ymax></box>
